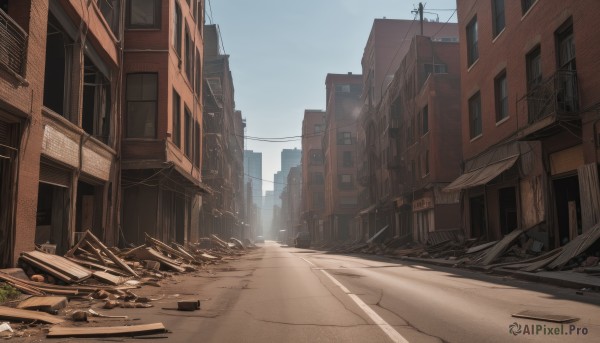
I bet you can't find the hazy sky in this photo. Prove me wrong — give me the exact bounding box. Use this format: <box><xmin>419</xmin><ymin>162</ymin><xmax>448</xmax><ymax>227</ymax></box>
<box><xmin>208</xmin><ymin>0</ymin><xmax>457</xmax><ymax>194</ymax></box>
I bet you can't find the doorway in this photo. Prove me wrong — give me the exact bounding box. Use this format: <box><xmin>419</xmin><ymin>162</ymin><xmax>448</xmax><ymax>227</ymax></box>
<box><xmin>76</xmin><ymin>179</ymin><xmax>104</xmax><ymax>238</ymax></box>
<box><xmin>553</xmin><ymin>175</ymin><xmax>581</xmax><ymax>245</ymax></box>
<box><xmin>499</xmin><ymin>187</ymin><xmax>518</xmax><ymax>235</ymax></box>
<box><xmin>36</xmin><ymin>183</ymin><xmax>69</xmax><ymax>254</ymax></box>
<box><xmin>469</xmin><ymin>195</ymin><xmax>487</xmax><ymax>239</ymax></box>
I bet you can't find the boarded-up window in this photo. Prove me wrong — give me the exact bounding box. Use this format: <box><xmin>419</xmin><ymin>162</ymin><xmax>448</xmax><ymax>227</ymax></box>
<box><xmin>126</xmin><ymin>74</ymin><xmax>157</xmax><ymax>138</ymax></box>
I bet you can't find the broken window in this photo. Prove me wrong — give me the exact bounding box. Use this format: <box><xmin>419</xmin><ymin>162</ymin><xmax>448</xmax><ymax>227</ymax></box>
<box><xmin>126</xmin><ymin>73</ymin><xmax>157</xmax><ymax>138</ymax></box>
<box><xmin>43</xmin><ymin>14</ymin><xmax>73</xmax><ymax>119</ymax></box>
<box><xmin>82</xmin><ymin>56</ymin><xmax>111</xmax><ymax>143</ymax></box>
<box><xmin>126</xmin><ymin>0</ymin><xmax>160</xmax><ymax>29</ymax></box>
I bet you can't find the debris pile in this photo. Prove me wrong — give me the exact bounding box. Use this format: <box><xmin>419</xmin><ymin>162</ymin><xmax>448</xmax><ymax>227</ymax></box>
<box><xmin>0</xmin><ymin>230</ymin><xmax>256</xmax><ymax>339</ymax></box>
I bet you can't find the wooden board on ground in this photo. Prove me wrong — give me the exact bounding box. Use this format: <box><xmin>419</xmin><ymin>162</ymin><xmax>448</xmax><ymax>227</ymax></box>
<box><xmin>512</xmin><ymin>310</ymin><xmax>579</xmax><ymax>323</ymax></box>
<box><xmin>466</xmin><ymin>241</ymin><xmax>498</xmax><ymax>254</ymax></box>
<box><xmin>16</xmin><ymin>296</ymin><xmax>68</xmax><ymax>312</ymax></box>
<box><xmin>130</xmin><ymin>248</ymin><xmax>186</xmax><ymax>273</ymax></box>
<box><xmin>64</xmin><ymin>256</ymin><xmax>130</xmax><ymax>277</ymax></box>
<box><xmin>46</xmin><ymin>323</ymin><xmax>167</xmax><ymax>338</ymax></box>
<box><xmin>93</xmin><ymin>271</ymin><xmax>124</xmax><ymax>286</ymax></box>
<box><xmin>480</xmin><ymin>229</ymin><xmax>524</xmax><ymax>266</ymax></box>
<box><xmin>0</xmin><ymin>306</ymin><xmax>64</xmax><ymax>324</ymax></box>
<box><xmin>21</xmin><ymin>251</ymin><xmax>93</xmax><ymax>283</ymax></box>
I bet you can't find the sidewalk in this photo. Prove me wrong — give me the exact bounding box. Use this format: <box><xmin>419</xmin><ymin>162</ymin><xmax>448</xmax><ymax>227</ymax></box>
<box><xmin>395</xmin><ymin>255</ymin><xmax>600</xmax><ymax>290</ymax></box>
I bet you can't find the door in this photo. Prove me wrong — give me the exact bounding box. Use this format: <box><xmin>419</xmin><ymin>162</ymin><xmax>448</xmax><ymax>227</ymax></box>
<box><xmin>553</xmin><ymin>175</ymin><xmax>581</xmax><ymax>246</ymax></box>
<box><xmin>470</xmin><ymin>195</ymin><xmax>487</xmax><ymax>239</ymax></box>
<box><xmin>499</xmin><ymin>187</ymin><xmax>518</xmax><ymax>235</ymax></box>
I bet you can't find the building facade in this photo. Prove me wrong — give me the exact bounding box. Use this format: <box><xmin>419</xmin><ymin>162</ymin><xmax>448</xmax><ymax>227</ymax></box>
<box><xmin>120</xmin><ymin>0</ymin><xmax>208</xmax><ymax>245</ymax></box>
<box><xmin>451</xmin><ymin>0</ymin><xmax>600</xmax><ymax>248</ymax></box>
<box><xmin>244</xmin><ymin>149</ymin><xmax>262</xmax><ymax>236</ymax></box>
<box><xmin>0</xmin><ymin>0</ymin><xmax>126</xmax><ymax>265</ymax></box>
<box><xmin>323</xmin><ymin>73</ymin><xmax>362</xmax><ymax>241</ymax></box>
<box><xmin>301</xmin><ymin>110</ymin><xmax>325</xmax><ymax>242</ymax></box>
<box><xmin>199</xmin><ymin>24</ymin><xmax>245</xmax><ymax>240</ymax></box>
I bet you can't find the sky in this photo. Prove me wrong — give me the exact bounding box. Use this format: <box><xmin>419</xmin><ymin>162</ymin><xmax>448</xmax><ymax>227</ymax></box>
<box><xmin>207</xmin><ymin>0</ymin><xmax>457</xmax><ymax>195</ymax></box>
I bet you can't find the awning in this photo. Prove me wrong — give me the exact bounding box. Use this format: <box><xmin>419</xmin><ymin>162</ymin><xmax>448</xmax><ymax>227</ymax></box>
<box><xmin>444</xmin><ymin>155</ymin><xmax>518</xmax><ymax>192</ymax></box>
<box><xmin>359</xmin><ymin>204</ymin><xmax>377</xmax><ymax>215</ymax></box>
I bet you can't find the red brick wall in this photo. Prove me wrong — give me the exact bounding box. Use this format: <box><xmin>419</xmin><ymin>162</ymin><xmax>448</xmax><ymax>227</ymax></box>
<box><xmin>458</xmin><ymin>0</ymin><xmax>600</xmax><ymax>161</ymax></box>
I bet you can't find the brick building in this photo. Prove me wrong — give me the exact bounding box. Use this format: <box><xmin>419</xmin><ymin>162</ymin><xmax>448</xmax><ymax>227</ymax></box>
<box><xmin>381</xmin><ymin>35</ymin><xmax>462</xmax><ymax>244</ymax></box>
<box><xmin>199</xmin><ymin>25</ymin><xmax>245</xmax><ymax>240</ymax></box>
<box><xmin>120</xmin><ymin>0</ymin><xmax>209</xmax><ymax>245</ymax></box>
<box><xmin>357</xmin><ymin>19</ymin><xmax>459</xmax><ymax>241</ymax></box>
<box><xmin>301</xmin><ymin>109</ymin><xmax>325</xmax><ymax>243</ymax></box>
<box><xmin>323</xmin><ymin>73</ymin><xmax>362</xmax><ymax>241</ymax></box>
<box><xmin>450</xmin><ymin>1</ymin><xmax>600</xmax><ymax>248</ymax></box>
<box><xmin>0</xmin><ymin>0</ymin><xmax>125</xmax><ymax>265</ymax></box>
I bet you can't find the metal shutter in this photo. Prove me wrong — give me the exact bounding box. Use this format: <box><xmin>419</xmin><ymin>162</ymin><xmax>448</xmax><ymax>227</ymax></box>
<box><xmin>39</xmin><ymin>161</ymin><xmax>71</xmax><ymax>188</ymax></box>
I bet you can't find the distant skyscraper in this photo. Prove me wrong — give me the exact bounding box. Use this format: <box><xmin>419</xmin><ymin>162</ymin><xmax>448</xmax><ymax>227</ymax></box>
<box><xmin>273</xmin><ymin>148</ymin><xmax>301</xmax><ymax>206</ymax></box>
<box><xmin>244</xmin><ymin>150</ymin><xmax>262</xmax><ymax>207</ymax></box>
<box><xmin>262</xmin><ymin>190</ymin><xmax>275</xmax><ymax>237</ymax></box>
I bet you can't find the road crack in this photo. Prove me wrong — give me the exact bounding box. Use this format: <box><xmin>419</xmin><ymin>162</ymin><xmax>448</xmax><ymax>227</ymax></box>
<box><xmin>243</xmin><ymin>310</ymin><xmax>381</xmax><ymax>328</ymax></box>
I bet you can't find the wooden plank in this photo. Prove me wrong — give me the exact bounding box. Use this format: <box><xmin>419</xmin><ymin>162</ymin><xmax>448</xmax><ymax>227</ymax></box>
<box><xmin>85</xmin><ymin>241</ymin><xmax>107</xmax><ymax>266</ymax></box>
<box><xmin>23</xmin><ymin>251</ymin><xmax>92</xmax><ymax>281</ymax></box>
<box><xmin>64</xmin><ymin>256</ymin><xmax>130</xmax><ymax>277</ymax></box>
<box><xmin>480</xmin><ymin>229</ymin><xmax>524</xmax><ymax>265</ymax></box>
<box><xmin>19</xmin><ymin>255</ymin><xmax>77</xmax><ymax>283</ymax></box>
<box><xmin>93</xmin><ymin>271</ymin><xmax>123</xmax><ymax>286</ymax></box>
<box><xmin>548</xmin><ymin>223</ymin><xmax>600</xmax><ymax>270</ymax></box>
<box><xmin>131</xmin><ymin>248</ymin><xmax>185</xmax><ymax>273</ymax></box>
<box><xmin>46</xmin><ymin>323</ymin><xmax>167</xmax><ymax>338</ymax></box>
<box><xmin>465</xmin><ymin>241</ymin><xmax>498</xmax><ymax>254</ymax></box>
<box><xmin>83</xmin><ymin>230</ymin><xmax>139</xmax><ymax>277</ymax></box>
<box><xmin>16</xmin><ymin>296</ymin><xmax>68</xmax><ymax>311</ymax></box>
<box><xmin>512</xmin><ymin>310</ymin><xmax>578</xmax><ymax>323</ymax></box>
<box><xmin>0</xmin><ymin>306</ymin><xmax>64</xmax><ymax>324</ymax></box>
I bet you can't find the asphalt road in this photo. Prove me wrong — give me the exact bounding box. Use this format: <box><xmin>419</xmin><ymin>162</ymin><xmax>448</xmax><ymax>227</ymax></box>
<box><xmin>151</xmin><ymin>241</ymin><xmax>600</xmax><ymax>342</ymax></box>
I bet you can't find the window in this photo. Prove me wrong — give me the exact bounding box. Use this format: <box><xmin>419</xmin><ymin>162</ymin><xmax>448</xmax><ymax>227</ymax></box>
<box><xmin>337</xmin><ymin>132</ymin><xmax>352</xmax><ymax>145</ymax></box>
<box><xmin>173</xmin><ymin>2</ymin><xmax>182</xmax><ymax>57</ymax></box>
<box><xmin>338</xmin><ymin>174</ymin><xmax>353</xmax><ymax>189</ymax></box>
<box><xmin>424</xmin><ymin>63</ymin><xmax>447</xmax><ymax>75</ymax></box>
<box><xmin>314</xmin><ymin>124</ymin><xmax>324</xmax><ymax>133</ymax></box>
<box><xmin>194</xmin><ymin>121</ymin><xmax>200</xmax><ymax>167</ymax></box>
<box><xmin>495</xmin><ymin>71</ymin><xmax>508</xmax><ymax>122</ymax></box>
<box><xmin>313</xmin><ymin>192</ymin><xmax>324</xmax><ymax>209</ymax></box>
<box><xmin>469</xmin><ymin>92</ymin><xmax>482</xmax><ymax>138</ymax></box>
<box><xmin>411</xmin><ymin>160</ymin><xmax>416</xmax><ymax>182</ymax></box>
<box><xmin>422</xmin><ymin>105</ymin><xmax>429</xmax><ymax>134</ymax></box>
<box><xmin>311</xmin><ymin>172</ymin><xmax>324</xmax><ymax>185</ymax></box>
<box><xmin>521</xmin><ymin>0</ymin><xmax>536</xmax><ymax>15</ymax></box>
<box><xmin>126</xmin><ymin>73</ymin><xmax>157</xmax><ymax>138</ymax></box>
<box><xmin>556</xmin><ymin>22</ymin><xmax>575</xmax><ymax>71</ymax></box>
<box><xmin>172</xmin><ymin>90</ymin><xmax>181</xmax><ymax>147</ymax></box>
<box><xmin>195</xmin><ymin>49</ymin><xmax>201</xmax><ymax>96</ymax></box>
<box><xmin>309</xmin><ymin>149</ymin><xmax>323</xmax><ymax>166</ymax></box>
<box><xmin>466</xmin><ymin>17</ymin><xmax>479</xmax><ymax>66</ymax></box>
<box><xmin>335</xmin><ymin>84</ymin><xmax>351</xmax><ymax>93</ymax></box>
<box><xmin>184</xmin><ymin>106</ymin><xmax>192</xmax><ymax>157</ymax></box>
<box><xmin>82</xmin><ymin>56</ymin><xmax>111</xmax><ymax>143</ymax></box>
<box><xmin>424</xmin><ymin>150</ymin><xmax>430</xmax><ymax>175</ymax></box>
<box><xmin>526</xmin><ymin>46</ymin><xmax>542</xmax><ymax>90</ymax></box>
<box><xmin>342</xmin><ymin>151</ymin><xmax>353</xmax><ymax>167</ymax></box>
<box><xmin>97</xmin><ymin>0</ymin><xmax>121</xmax><ymax>36</ymax></box>
<box><xmin>126</xmin><ymin>0</ymin><xmax>160</xmax><ymax>29</ymax></box>
<box><xmin>492</xmin><ymin>0</ymin><xmax>505</xmax><ymax>37</ymax></box>
<box><xmin>185</xmin><ymin>25</ymin><xmax>193</xmax><ymax>83</ymax></box>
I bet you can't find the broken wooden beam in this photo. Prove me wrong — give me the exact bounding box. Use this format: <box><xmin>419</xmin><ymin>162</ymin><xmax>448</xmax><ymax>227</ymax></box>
<box><xmin>0</xmin><ymin>306</ymin><xmax>64</xmax><ymax>324</ymax></box>
<box><xmin>46</xmin><ymin>323</ymin><xmax>167</xmax><ymax>338</ymax></box>
<box><xmin>16</xmin><ymin>296</ymin><xmax>68</xmax><ymax>313</ymax></box>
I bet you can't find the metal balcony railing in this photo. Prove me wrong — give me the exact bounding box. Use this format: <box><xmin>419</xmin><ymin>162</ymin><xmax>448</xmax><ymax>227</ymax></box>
<box><xmin>0</xmin><ymin>8</ymin><xmax>27</xmax><ymax>78</ymax></box>
<box><xmin>518</xmin><ymin>70</ymin><xmax>579</xmax><ymax>124</ymax></box>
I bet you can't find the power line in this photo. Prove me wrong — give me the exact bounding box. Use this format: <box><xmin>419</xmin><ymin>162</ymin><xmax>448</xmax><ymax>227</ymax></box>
<box><xmin>431</xmin><ymin>9</ymin><xmax>457</xmax><ymax>39</ymax></box>
<box><xmin>206</xmin><ymin>0</ymin><xmax>214</xmax><ymax>24</ymax></box>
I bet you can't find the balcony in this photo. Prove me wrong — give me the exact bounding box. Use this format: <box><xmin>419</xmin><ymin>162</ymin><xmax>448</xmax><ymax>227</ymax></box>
<box><xmin>0</xmin><ymin>8</ymin><xmax>27</xmax><ymax>79</ymax></box>
<box><xmin>517</xmin><ymin>70</ymin><xmax>579</xmax><ymax>140</ymax></box>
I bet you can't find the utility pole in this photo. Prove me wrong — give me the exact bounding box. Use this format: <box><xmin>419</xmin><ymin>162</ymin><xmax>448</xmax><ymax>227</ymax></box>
<box><xmin>412</xmin><ymin>2</ymin><xmax>424</xmax><ymax>35</ymax></box>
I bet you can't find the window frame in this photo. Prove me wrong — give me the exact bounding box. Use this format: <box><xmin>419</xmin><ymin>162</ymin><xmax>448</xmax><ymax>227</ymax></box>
<box><xmin>466</xmin><ymin>16</ymin><xmax>479</xmax><ymax>67</ymax></box>
<box><xmin>526</xmin><ymin>46</ymin><xmax>542</xmax><ymax>90</ymax></box>
<box><xmin>494</xmin><ymin>71</ymin><xmax>508</xmax><ymax>122</ymax></box>
<box><xmin>172</xmin><ymin>89</ymin><xmax>181</xmax><ymax>147</ymax></box>
<box><xmin>184</xmin><ymin>105</ymin><xmax>192</xmax><ymax>158</ymax></box>
<box><xmin>125</xmin><ymin>73</ymin><xmax>158</xmax><ymax>139</ymax></box>
<box><xmin>469</xmin><ymin>92</ymin><xmax>482</xmax><ymax>139</ymax></box>
<box><xmin>492</xmin><ymin>0</ymin><xmax>505</xmax><ymax>38</ymax></box>
<box><xmin>126</xmin><ymin>0</ymin><xmax>161</xmax><ymax>30</ymax></box>
<box><xmin>172</xmin><ymin>1</ymin><xmax>182</xmax><ymax>58</ymax></box>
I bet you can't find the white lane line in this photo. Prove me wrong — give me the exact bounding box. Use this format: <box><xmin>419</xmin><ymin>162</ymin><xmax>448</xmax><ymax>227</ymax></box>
<box><xmin>301</xmin><ymin>257</ymin><xmax>409</xmax><ymax>343</ymax></box>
